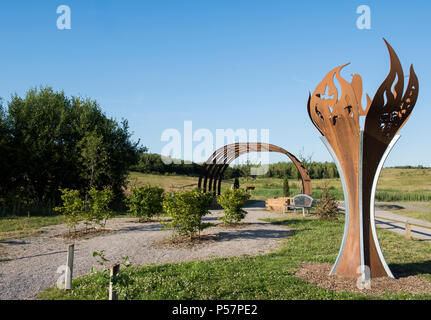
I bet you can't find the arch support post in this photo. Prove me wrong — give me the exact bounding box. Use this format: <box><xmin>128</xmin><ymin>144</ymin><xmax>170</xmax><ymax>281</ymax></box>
<box><xmin>197</xmin><ymin>143</ymin><xmax>312</xmax><ymax>197</ymax></box>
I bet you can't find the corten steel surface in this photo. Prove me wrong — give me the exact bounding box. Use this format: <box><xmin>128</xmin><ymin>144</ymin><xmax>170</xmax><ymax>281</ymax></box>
<box><xmin>308</xmin><ymin>39</ymin><xmax>419</xmax><ymax>279</ymax></box>
<box><xmin>198</xmin><ymin>142</ymin><xmax>312</xmax><ymax>196</ymax></box>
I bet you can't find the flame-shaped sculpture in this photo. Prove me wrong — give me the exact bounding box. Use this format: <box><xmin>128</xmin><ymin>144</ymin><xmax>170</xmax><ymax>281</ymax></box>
<box><xmin>308</xmin><ymin>39</ymin><xmax>419</xmax><ymax>280</ymax></box>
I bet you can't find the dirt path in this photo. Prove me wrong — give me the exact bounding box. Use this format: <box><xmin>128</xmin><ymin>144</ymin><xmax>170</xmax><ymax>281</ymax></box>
<box><xmin>0</xmin><ymin>204</ymin><xmax>290</xmax><ymax>300</ymax></box>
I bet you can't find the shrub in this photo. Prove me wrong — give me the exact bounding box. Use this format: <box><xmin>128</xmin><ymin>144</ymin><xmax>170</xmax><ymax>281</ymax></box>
<box><xmin>316</xmin><ymin>184</ymin><xmax>339</xmax><ymax>220</ymax></box>
<box><xmin>86</xmin><ymin>187</ymin><xmax>114</xmax><ymax>228</ymax></box>
<box><xmin>55</xmin><ymin>189</ymin><xmax>85</xmax><ymax>232</ymax></box>
<box><xmin>127</xmin><ymin>185</ymin><xmax>164</xmax><ymax>222</ymax></box>
<box><xmin>283</xmin><ymin>177</ymin><xmax>290</xmax><ymax>197</ymax></box>
<box><xmin>217</xmin><ymin>188</ymin><xmax>251</xmax><ymax>225</ymax></box>
<box><xmin>55</xmin><ymin>187</ymin><xmax>114</xmax><ymax>231</ymax></box>
<box><xmin>162</xmin><ymin>188</ymin><xmax>213</xmax><ymax>240</ymax></box>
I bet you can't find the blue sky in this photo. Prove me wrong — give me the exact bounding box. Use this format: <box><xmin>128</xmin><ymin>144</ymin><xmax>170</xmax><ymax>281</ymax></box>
<box><xmin>0</xmin><ymin>0</ymin><xmax>430</xmax><ymax>166</ymax></box>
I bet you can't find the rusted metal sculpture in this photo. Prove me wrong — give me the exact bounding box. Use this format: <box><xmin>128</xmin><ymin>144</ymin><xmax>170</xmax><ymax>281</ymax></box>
<box><xmin>198</xmin><ymin>142</ymin><xmax>312</xmax><ymax>196</ymax></box>
<box><xmin>308</xmin><ymin>39</ymin><xmax>419</xmax><ymax>279</ymax></box>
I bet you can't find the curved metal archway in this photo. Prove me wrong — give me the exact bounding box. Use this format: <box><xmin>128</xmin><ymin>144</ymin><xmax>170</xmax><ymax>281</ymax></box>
<box><xmin>198</xmin><ymin>142</ymin><xmax>312</xmax><ymax>196</ymax></box>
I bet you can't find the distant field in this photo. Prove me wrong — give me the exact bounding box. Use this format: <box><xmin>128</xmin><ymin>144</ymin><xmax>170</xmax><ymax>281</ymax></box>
<box><xmin>127</xmin><ymin>172</ymin><xmax>201</xmax><ymax>192</ymax></box>
<box><xmin>129</xmin><ymin>168</ymin><xmax>431</xmax><ymax>202</ymax></box>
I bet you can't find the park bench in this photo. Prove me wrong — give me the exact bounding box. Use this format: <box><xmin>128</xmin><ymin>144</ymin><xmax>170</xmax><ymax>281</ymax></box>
<box><xmin>283</xmin><ymin>194</ymin><xmax>313</xmax><ymax>217</ymax></box>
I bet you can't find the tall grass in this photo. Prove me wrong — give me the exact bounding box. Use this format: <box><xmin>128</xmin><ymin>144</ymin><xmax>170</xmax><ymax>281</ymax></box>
<box><xmin>252</xmin><ymin>185</ymin><xmax>431</xmax><ymax>202</ymax></box>
<box><xmin>375</xmin><ymin>190</ymin><xmax>431</xmax><ymax>202</ymax></box>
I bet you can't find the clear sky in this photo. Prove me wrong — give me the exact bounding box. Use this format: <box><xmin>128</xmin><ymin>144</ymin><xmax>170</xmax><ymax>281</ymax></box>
<box><xmin>0</xmin><ymin>0</ymin><xmax>430</xmax><ymax>166</ymax></box>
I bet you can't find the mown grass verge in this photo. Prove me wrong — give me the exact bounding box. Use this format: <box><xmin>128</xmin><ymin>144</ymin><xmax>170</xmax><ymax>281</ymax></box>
<box><xmin>38</xmin><ymin>216</ymin><xmax>431</xmax><ymax>300</ymax></box>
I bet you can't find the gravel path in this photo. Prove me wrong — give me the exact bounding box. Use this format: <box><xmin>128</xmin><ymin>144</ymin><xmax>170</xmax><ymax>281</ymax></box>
<box><xmin>0</xmin><ymin>204</ymin><xmax>290</xmax><ymax>300</ymax></box>
<box><xmin>338</xmin><ymin>201</ymin><xmax>431</xmax><ymax>241</ymax></box>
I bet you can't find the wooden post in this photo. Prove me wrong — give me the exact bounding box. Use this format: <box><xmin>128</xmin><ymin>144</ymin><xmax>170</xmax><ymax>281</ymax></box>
<box><xmin>65</xmin><ymin>244</ymin><xmax>74</xmax><ymax>290</ymax></box>
<box><xmin>109</xmin><ymin>264</ymin><xmax>120</xmax><ymax>300</ymax></box>
<box><xmin>405</xmin><ymin>221</ymin><xmax>411</xmax><ymax>240</ymax></box>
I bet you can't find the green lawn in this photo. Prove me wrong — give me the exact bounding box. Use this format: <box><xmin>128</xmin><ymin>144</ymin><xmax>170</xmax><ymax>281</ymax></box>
<box><xmin>0</xmin><ymin>215</ymin><xmax>67</xmax><ymax>240</ymax></box>
<box><xmin>0</xmin><ymin>212</ymin><xmax>135</xmax><ymax>240</ymax></box>
<box><xmin>38</xmin><ymin>215</ymin><xmax>431</xmax><ymax>300</ymax></box>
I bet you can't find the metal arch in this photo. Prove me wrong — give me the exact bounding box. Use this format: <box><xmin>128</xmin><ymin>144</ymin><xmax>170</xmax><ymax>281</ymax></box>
<box><xmin>198</xmin><ymin>142</ymin><xmax>312</xmax><ymax>196</ymax></box>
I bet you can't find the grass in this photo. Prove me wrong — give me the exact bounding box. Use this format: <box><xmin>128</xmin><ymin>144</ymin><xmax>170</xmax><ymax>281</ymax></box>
<box><xmin>38</xmin><ymin>215</ymin><xmax>431</xmax><ymax>300</ymax></box>
<box><xmin>0</xmin><ymin>215</ymin><xmax>67</xmax><ymax>240</ymax></box>
<box><xmin>0</xmin><ymin>212</ymin><xmax>135</xmax><ymax>240</ymax></box>
<box><xmin>129</xmin><ymin>168</ymin><xmax>431</xmax><ymax>202</ymax></box>
<box><xmin>127</xmin><ymin>172</ymin><xmax>202</xmax><ymax>192</ymax></box>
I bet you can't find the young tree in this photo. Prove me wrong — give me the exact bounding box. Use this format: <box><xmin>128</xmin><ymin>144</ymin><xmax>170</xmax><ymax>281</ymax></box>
<box><xmin>316</xmin><ymin>184</ymin><xmax>339</xmax><ymax>220</ymax></box>
<box><xmin>86</xmin><ymin>187</ymin><xmax>114</xmax><ymax>228</ymax></box>
<box><xmin>283</xmin><ymin>177</ymin><xmax>290</xmax><ymax>197</ymax></box>
<box><xmin>127</xmin><ymin>185</ymin><xmax>164</xmax><ymax>222</ymax></box>
<box><xmin>78</xmin><ymin>131</ymin><xmax>107</xmax><ymax>189</ymax></box>
<box><xmin>217</xmin><ymin>188</ymin><xmax>251</xmax><ymax>225</ymax></box>
<box><xmin>55</xmin><ymin>189</ymin><xmax>85</xmax><ymax>232</ymax></box>
<box><xmin>233</xmin><ymin>178</ymin><xmax>240</xmax><ymax>189</ymax></box>
<box><xmin>162</xmin><ymin>189</ymin><xmax>213</xmax><ymax>240</ymax></box>
<box><xmin>240</xmin><ymin>161</ymin><xmax>252</xmax><ymax>181</ymax></box>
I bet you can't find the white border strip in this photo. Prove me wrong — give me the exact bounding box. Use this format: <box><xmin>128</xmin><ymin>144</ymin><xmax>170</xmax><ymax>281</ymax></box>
<box><xmin>369</xmin><ymin>135</ymin><xmax>399</xmax><ymax>279</ymax></box>
<box><xmin>320</xmin><ymin>136</ymin><xmax>350</xmax><ymax>276</ymax></box>
<box><xmin>359</xmin><ymin>131</ymin><xmax>366</xmax><ymax>281</ymax></box>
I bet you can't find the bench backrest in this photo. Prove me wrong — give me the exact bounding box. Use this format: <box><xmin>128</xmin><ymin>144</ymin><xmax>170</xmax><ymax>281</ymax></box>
<box><xmin>292</xmin><ymin>194</ymin><xmax>313</xmax><ymax>208</ymax></box>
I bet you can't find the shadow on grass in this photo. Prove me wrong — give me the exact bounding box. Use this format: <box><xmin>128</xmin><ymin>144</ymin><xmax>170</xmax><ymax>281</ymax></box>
<box><xmin>376</xmin><ymin>204</ymin><xmax>405</xmax><ymax>211</ymax></box>
<box><xmin>389</xmin><ymin>261</ymin><xmax>431</xmax><ymax>278</ymax></box>
<box><xmin>216</xmin><ymin>228</ymin><xmax>295</xmax><ymax>242</ymax></box>
<box><xmin>266</xmin><ymin>218</ymin><xmax>315</xmax><ymax>228</ymax></box>
<box><xmin>244</xmin><ymin>200</ymin><xmax>265</xmax><ymax>208</ymax></box>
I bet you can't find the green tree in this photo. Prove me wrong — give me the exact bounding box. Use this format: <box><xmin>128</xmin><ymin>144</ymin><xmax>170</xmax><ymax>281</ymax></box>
<box><xmin>283</xmin><ymin>177</ymin><xmax>290</xmax><ymax>197</ymax></box>
<box><xmin>78</xmin><ymin>131</ymin><xmax>107</xmax><ymax>189</ymax></box>
<box><xmin>240</xmin><ymin>161</ymin><xmax>252</xmax><ymax>181</ymax></box>
<box><xmin>233</xmin><ymin>178</ymin><xmax>240</xmax><ymax>189</ymax></box>
<box><xmin>127</xmin><ymin>186</ymin><xmax>164</xmax><ymax>222</ymax></box>
<box><xmin>316</xmin><ymin>184</ymin><xmax>339</xmax><ymax>220</ymax></box>
<box><xmin>217</xmin><ymin>188</ymin><xmax>250</xmax><ymax>225</ymax></box>
<box><xmin>3</xmin><ymin>87</ymin><xmax>142</xmax><ymax>212</ymax></box>
<box><xmin>162</xmin><ymin>189</ymin><xmax>213</xmax><ymax>240</ymax></box>
<box><xmin>86</xmin><ymin>187</ymin><xmax>114</xmax><ymax>228</ymax></box>
<box><xmin>55</xmin><ymin>189</ymin><xmax>85</xmax><ymax>232</ymax></box>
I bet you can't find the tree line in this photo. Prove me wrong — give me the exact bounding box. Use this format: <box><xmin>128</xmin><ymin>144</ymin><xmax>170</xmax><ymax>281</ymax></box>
<box><xmin>0</xmin><ymin>87</ymin><xmax>143</xmax><ymax>215</ymax></box>
<box><xmin>132</xmin><ymin>153</ymin><xmax>340</xmax><ymax>180</ymax></box>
